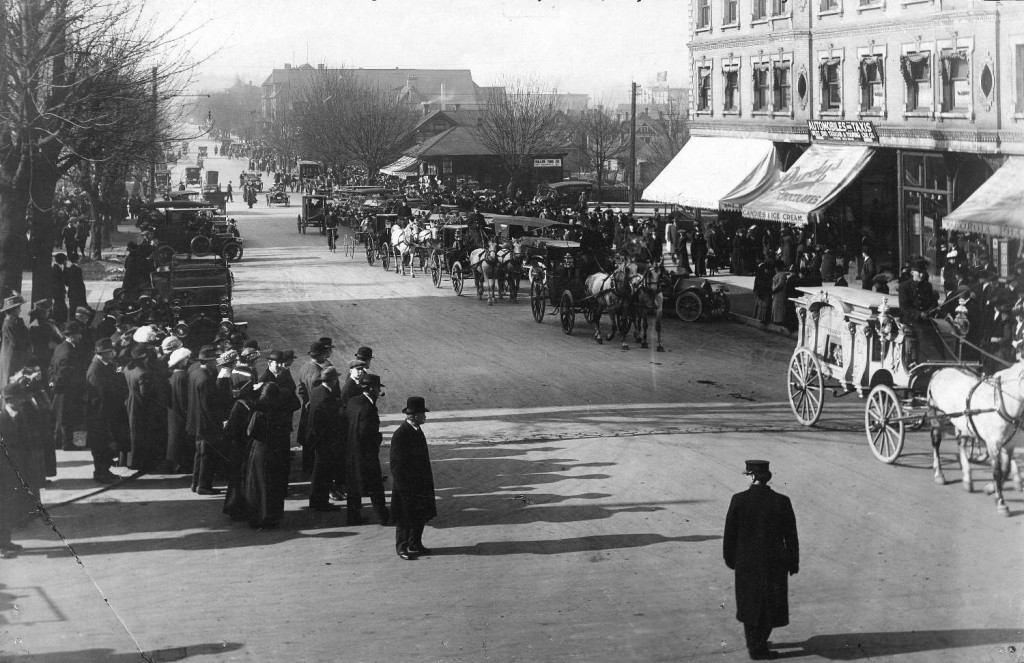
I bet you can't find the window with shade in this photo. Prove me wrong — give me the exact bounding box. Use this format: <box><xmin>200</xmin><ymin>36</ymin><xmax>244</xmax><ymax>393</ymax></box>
<box><xmin>859</xmin><ymin>56</ymin><xmax>884</xmax><ymax>112</ymax></box>
<box><xmin>940</xmin><ymin>49</ymin><xmax>970</xmax><ymax>113</ymax></box>
<box><xmin>819</xmin><ymin>0</ymin><xmax>839</xmax><ymax>11</ymax></box>
<box><xmin>1017</xmin><ymin>45</ymin><xmax>1024</xmax><ymax>113</ymax></box>
<box><xmin>724</xmin><ymin>68</ymin><xmax>739</xmax><ymax>111</ymax></box>
<box><xmin>901</xmin><ymin>52</ymin><xmax>932</xmax><ymax>112</ymax></box>
<box><xmin>752</xmin><ymin>0</ymin><xmax>767</xmax><ymax>20</ymax></box>
<box><xmin>772</xmin><ymin>0</ymin><xmax>788</xmax><ymax>14</ymax></box>
<box><xmin>820</xmin><ymin>59</ymin><xmax>842</xmax><ymax>111</ymax></box>
<box><xmin>753</xmin><ymin>65</ymin><xmax>770</xmax><ymax>111</ymax></box>
<box><xmin>773</xmin><ymin>63</ymin><xmax>791</xmax><ymax>111</ymax></box>
<box><xmin>697</xmin><ymin>0</ymin><xmax>711</xmax><ymax>28</ymax></box>
<box><xmin>697</xmin><ymin>67</ymin><xmax>712</xmax><ymax>111</ymax></box>
<box><xmin>724</xmin><ymin>0</ymin><xmax>738</xmax><ymax>24</ymax></box>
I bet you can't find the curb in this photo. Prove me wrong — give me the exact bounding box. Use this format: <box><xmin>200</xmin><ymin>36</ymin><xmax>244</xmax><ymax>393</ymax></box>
<box><xmin>728</xmin><ymin>311</ymin><xmax>796</xmax><ymax>339</ymax></box>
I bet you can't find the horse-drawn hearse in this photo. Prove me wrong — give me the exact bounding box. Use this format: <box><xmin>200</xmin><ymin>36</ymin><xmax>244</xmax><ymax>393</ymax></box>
<box><xmin>297</xmin><ymin>194</ymin><xmax>327</xmax><ymax>234</ymax></box>
<box><xmin>787</xmin><ymin>285</ymin><xmax>1023</xmax><ymax>515</ymax></box>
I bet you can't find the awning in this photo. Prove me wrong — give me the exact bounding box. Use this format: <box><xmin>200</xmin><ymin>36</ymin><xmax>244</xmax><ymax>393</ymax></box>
<box><xmin>641</xmin><ymin>137</ymin><xmax>780</xmax><ymax>210</ymax></box>
<box><xmin>379</xmin><ymin>155</ymin><xmax>420</xmax><ymax>176</ymax></box>
<box><xmin>743</xmin><ymin>144</ymin><xmax>874</xmax><ymax>225</ymax></box>
<box><xmin>943</xmin><ymin>157</ymin><xmax>1024</xmax><ymax>238</ymax></box>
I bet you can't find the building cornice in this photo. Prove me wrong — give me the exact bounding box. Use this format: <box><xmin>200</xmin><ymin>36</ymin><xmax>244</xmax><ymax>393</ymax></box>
<box><xmin>811</xmin><ymin>9</ymin><xmax>998</xmax><ymax>42</ymax></box>
<box><xmin>689</xmin><ymin>31</ymin><xmax>810</xmax><ymax>52</ymax></box>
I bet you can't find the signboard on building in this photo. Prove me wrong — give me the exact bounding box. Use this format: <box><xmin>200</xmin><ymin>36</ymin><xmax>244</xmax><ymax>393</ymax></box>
<box><xmin>534</xmin><ymin>158</ymin><xmax>562</xmax><ymax>167</ymax></box>
<box><xmin>807</xmin><ymin>120</ymin><xmax>878</xmax><ymax>143</ymax></box>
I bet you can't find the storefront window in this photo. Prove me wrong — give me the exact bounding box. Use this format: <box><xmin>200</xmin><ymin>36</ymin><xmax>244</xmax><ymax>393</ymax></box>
<box><xmin>902</xmin><ymin>52</ymin><xmax>932</xmax><ymax>112</ymax></box>
<box><xmin>773</xmin><ymin>63</ymin><xmax>791</xmax><ymax>111</ymax></box>
<box><xmin>753</xmin><ymin>66</ymin><xmax>770</xmax><ymax>111</ymax></box>
<box><xmin>902</xmin><ymin>154</ymin><xmax>924</xmax><ymax>188</ymax></box>
<box><xmin>925</xmin><ymin>155</ymin><xmax>946</xmax><ymax>191</ymax></box>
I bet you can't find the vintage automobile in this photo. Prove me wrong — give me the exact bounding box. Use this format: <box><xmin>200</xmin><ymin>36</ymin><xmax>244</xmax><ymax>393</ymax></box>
<box><xmin>241</xmin><ymin>173</ymin><xmax>263</xmax><ymax>192</ymax></box>
<box><xmin>144</xmin><ymin>206</ymin><xmax>244</xmax><ymax>264</ymax></box>
<box><xmin>184</xmin><ymin>167</ymin><xmax>202</xmax><ymax>187</ymax></box>
<box><xmin>266</xmin><ymin>184</ymin><xmax>291</xmax><ymax>207</ymax></box>
<box><xmin>149</xmin><ymin>257</ymin><xmax>246</xmax><ymax>349</ymax></box>
<box><xmin>534</xmin><ymin>180</ymin><xmax>593</xmax><ymax>206</ymax></box>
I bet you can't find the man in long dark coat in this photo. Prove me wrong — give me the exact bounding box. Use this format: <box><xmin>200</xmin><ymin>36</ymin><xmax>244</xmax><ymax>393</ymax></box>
<box><xmin>338</xmin><ymin>360</ymin><xmax>367</xmax><ymax>409</ymax></box>
<box><xmin>342</xmin><ymin>373</ymin><xmax>388</xmax><ymax>526</ymax></box>
<box><xmin>49</xmin><ymin>321</ymin><xmax>86</xmax><ymax>451</ymax></box>
<box><xmin>296</xmin><ymin>338</ymin><xmax>333</xmax><ymax>474</ymax></box>
<box><xmin>66</xmin><ymin>255</ymin><xmax>88</xmax><ymax>313</ymax></box>
<box><xmin>307</xmin><ymin>366</ymin><xmax>343</xmax><ymax>511</ymax></box>
<box><xmin>50</xmin><ymin>254</ymin><xmax>69</xmax><ymax>325</ymax></box>
<box><xmin>186</xmin><ymin>346</ymin><xmax>230</xmax><ymax>494</ymax></box>
<box><xmin>85</xmin><ymin>338</ymin><xmax>124</xmax><ymax>483</ymax></box>
<box><xmin>259</xmin><ymin>349</ymin><xmax>301</xmax><ymax>496</ymax></box>
<box><xmin>390</xmin><ymin>396</ymin><xmax>437</xmax><ymax>560</ymax></box>
<box><xmin>0</xmin><ymin>383</ymin><xmax>43</xmax><ymax>557</ymax></box>
<box><xmin>723</xmin><ymin>460</ymin><xmax>799</xmax><ymax>661</ymax></box>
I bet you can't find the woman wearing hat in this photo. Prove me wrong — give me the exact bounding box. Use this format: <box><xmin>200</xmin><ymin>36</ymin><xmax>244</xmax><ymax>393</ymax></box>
<box><xmin>166</xmin><ymin>348</ymin><xmax>194</xmax><ymax>475</ymax></box>
<box><xmin>390</xmin><ymin>397</ymin><xmax>437</xmax><ymax>560</ymax></box>
<box><xmin>0</xmin><ymin>294</ymin><xmax>30</xmax><ymax>388</ymax></box>
<box><xmin>28</xmin><ymin>299</ymin><xmax>61</xmax><ymax>383</ymax></box>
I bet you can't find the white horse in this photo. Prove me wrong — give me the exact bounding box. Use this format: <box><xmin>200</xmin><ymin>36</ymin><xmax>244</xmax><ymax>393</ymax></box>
<box><xmin>469</xmin><ymin>239</ymin><xmax>500</xmax><ymax>305</ymax></box>
<box><xmin>496</xmin><ymin>237</ymin><xmax>524</xmax><ymax>301</ymax></box>
<box><xmin>927</xmin><ymin>362</ymin><xmax>1024</xmax><ymax>516</ymax></box>
<box><xmin>583</xmin><ymin>259</ymin><xmax>634</xmax><ymax>350</ymax></box>
<box><xmin>390</xmin><ymin>222</ymin><xmax>416</xmax><ymax>276</ymax></box>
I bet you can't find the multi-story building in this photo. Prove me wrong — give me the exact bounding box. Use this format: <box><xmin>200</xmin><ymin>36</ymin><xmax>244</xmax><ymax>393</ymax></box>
<box><xmin>648</xmin><ymin>0</ymin><xmax>1024</xmax><ymax>274</ymax></box>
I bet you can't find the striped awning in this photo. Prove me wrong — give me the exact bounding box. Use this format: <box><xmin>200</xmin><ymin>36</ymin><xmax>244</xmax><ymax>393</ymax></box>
<box><xmin>380</xmin><ymin>155</ymin><xmax>420</xmax><ymax>176</ymax></box>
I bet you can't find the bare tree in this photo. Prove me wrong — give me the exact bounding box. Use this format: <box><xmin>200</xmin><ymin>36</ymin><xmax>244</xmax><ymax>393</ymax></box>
<box><xmin>640</xmin><ymin>99</ymin><xmax>690</xmax><ymax>187</ymax></box>
<box><xmin>0</xmin><ymin>0</ymin><xmax>195</xmax><ymax>296</ymax></box>
<box><xmin>476</xmin><ymin>75</ymin><xmax>568</xmax><ymax>195</ymax></box>
<box><xmin>572</xmin><ymin>103</ymin><xmax>629</xmax><ymax>200</ymax></box>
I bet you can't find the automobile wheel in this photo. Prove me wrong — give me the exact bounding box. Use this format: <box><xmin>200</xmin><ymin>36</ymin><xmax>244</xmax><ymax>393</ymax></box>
<box><xmin>675</xmin><ymin>291</ymin><xmax>702</xmax><ymax>322</ymax></box>
<box><xmin>222</xmin><ymin>243</ymin><xmax>243</xmax><ymax>262</ymax></box>
<box><xmin>190</xmin><ymin>235</ymin><xmax>211</xmax><ymax>256</ymax></box>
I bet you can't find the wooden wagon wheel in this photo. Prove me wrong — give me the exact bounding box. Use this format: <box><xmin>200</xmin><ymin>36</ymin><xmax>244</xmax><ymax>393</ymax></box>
<box><xmin>296</xmin><ymin>215</ymin><xmax>302</xmax><ymax>233</ymax></box>
<box><xmin>787</xmin><ymin>347</ymin><xmax>824</xmax><ymax>426</ymax></box>
<box><xmin>430</xmin><ymin>251</ymin><xmax>442</xmax><ymax>288</ymax></box>
<box><xmin>530</xmin><ymin>279</ymin><xmax>545</xmax><ymax>322</ymax></box>
<box><xmin>381</xmin><ymin>247</ymin><xmax>390</xmax><ymax>271</ymax></box>
<box><xmin>365</xmin><ymin>238</ymin><xmax>375</xmax><ymax>266</ymax></box>
<box><xmin>865</xmin><ymin>384</ymin><xmax>905</xmax><ymax>464</ymax></box>
<box><xmin>583</xmin><ymin>302</ymin><xmax>595</xmax><ymax>323</ymax></box>
<box><xmin>451</xmin><ymin>261</ymin><xmax>465</xmax><ymax>296</ymax></box>
<box><xmin>560</xmin><ymin>290</ymin><xmax>576</xmax><ymax>335</ymax></box>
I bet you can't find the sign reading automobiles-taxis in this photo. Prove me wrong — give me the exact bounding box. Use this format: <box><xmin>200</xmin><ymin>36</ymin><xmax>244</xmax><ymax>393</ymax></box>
<box><xmin>807</xmin><ymin>120</ymin><xmax>878</xmax><ymax>143</ymax></box>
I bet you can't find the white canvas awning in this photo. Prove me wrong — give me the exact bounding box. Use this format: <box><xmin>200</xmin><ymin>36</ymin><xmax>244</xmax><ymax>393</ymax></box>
<box><xmin>380</xmin><ymin>155</ymin><xmax>420</xmax><ymax>176</ymax></box>
<box><xmin>743</xmin><ymin>144</ymin><xmax>874</xmax><ymax>225</ymax></box>
<box><xmin>641</xmin><ymin>137</ymin><xmax>780</xmax><ymax>210</ymax></box>
<box><xmin>943</xmin><ymin>157</ymin><xmax>1024</xmax><ymax>238</ymax></box>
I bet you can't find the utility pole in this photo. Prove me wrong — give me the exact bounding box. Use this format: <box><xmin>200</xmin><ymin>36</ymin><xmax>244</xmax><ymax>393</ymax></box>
<box><xmin>629</xmin><ymin>82</ymin><xmax>637</xmax><ymax>215</ymax></box>
<box><xmin>150</xmin><ymin>66</ymin><xmax>157</xmax><ymax>201</ymax></box>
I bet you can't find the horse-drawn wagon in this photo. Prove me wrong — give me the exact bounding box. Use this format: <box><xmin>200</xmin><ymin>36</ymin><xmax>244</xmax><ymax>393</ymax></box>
<box><xmin>787</xmin><ymin>285</ymin><xmax>1023</xmax><ymax>515</ymax></box>
<box><xmin>525</xmin><ymin>237</ymin><xmax>593</xmax><ymax>334</ymax></box>
<box><xmin>297</xmin><ymin>194</ymin><xmax>327</xmax><ymax>234</ymax></box>
<box><xmin>427</xmin><ymin>224</ymin><xmax>471</xmax><ymax>292</ymax></box>
<box><xmin>358</xmin><ymin>214</ymin><xmax>395</xmax><ymax>268</ymax></box>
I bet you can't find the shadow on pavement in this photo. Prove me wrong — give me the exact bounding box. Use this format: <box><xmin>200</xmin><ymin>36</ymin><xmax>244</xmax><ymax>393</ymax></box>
<box><xmin>772</xmin><ymin>628</ymin><xmax>1023</xmax><ymax>660</ymax></box>
<box><xmin>4</xmin><ymin>642</ymin><xmax>244</xmax><ymax>662</ymax></box>
<box><xmin>436</xmin><ymin>532</ymin><xmax>720</xmax><ymax>556</ymax></box>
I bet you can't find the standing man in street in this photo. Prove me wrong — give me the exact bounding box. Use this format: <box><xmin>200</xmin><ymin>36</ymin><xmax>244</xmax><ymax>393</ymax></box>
<box><xmin>187</xmin><ymin>345</ymin><xmax>230</xmax><ymax>495</ymax></box>
<box><xmin>390</xmin><ymin>397</ymin><xmax>437</xmax><ymax>560</ymax></box>
<box><xmin>49</xmin><ymin>321</ymin><xmax>86</xmax><ymax>451</ymax></box>
<box><xmin>51</xmin><ymin>254</ymin><xmax>69</xmax><ymax>325</ymax></box>
<box><xmin>723</xmin><ymin>460</ymin><xmax>799</xmax><ymax>661</ymax></box>
<box><xmin>307</xmin><ymin>366</ymin><xmax>343</xmax><ymax>512</ymax></box>
<box><xmin>342</xmin><ymin>373</ymin><xmax>388</xmax><ymax>526</ymax></box>
<box><xmin>297</xmin><ymin>338</ymin><xmax>333</xmax><ymax>475</ymax></box>
<box><xmin>85</xmin><ymin>338</ymin><xmax>123</xmax><ymax>484</ymax></box>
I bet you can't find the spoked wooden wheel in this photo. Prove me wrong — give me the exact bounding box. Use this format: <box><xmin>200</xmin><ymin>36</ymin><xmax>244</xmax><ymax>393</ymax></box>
<box><xmin>451</xmin><ymin>262</ymin><xmax>464</xmax><ymax>296</ymax></box>
<box><xmin>530</xmin><ymin>279</ymin><xmax>545</xmax><ymax>322</ymax></box>
<box><xmin>381</xmin><ymin>250</ymin><xmax>390</xmax><ymax>271</ymax></box>
<box><xmin>865</xmin><ymin>384</ymin><xmax>905</xmax><ymax>464</ymax></box>
<box><xmin>430</xmin><ymin>253</ymin><xmax>442</xmax><ymax>288</ymax></box>
<box><xmin>560</xmin><ymin>290</ymin><xmax>575</xmax><ymax>335</ymax></box>
<box><xmin>675</xmin><ymin>291</ymin><xmax>702</xmax><ymax>322</ymax></box>
<box><xmin>366</xmin><ymin>240</ymin><xmax>375</xmax><ymax>266</ymax></box>
<box><xmin>583</xmin><ymin>303</ymin><xmax>595</xmax><ymax>323</ymax></box>
<box><xmin>787</xmin><ymin>347</ymin><xmax>824</xmax><ymax>426</ymax></box>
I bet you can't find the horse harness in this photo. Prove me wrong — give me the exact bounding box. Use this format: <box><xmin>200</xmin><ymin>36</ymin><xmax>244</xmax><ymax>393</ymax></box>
<box><xmin>959</xmin><ymin>374</ymin><xmax>1024</xmax><ymax>446</ymax></box>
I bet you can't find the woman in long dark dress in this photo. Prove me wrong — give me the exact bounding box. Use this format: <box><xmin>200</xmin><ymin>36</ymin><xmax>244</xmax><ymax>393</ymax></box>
<box><xmin>223</xmin><ymin>376</ymin><xmax>257</xmax><ymax>520</ymax></box>
<box><xmin>244</xmin><ymin>382</ymin><xmax>288</xmax><ymax>528</ymax></box>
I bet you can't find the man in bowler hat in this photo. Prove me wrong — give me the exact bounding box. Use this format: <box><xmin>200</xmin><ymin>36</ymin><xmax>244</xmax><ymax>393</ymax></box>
<box><xmin>390</xmin><ymin>396</ymin><xmax>437</xmax><ymax>560</ymax></box>
<box><xmin>307</xmin><ymin>365</ymin><xmax>344</xmax><ymax>512</ymax></box>
<box><xmin>85</xmin><ymin>338</ymin><xmax>124</xmax><ymax>484</ymax></box>
<box><xmin>297</xmin><ymin>338</ymin><xmax>333</xmax><ymax>474</ymax></box>
<box><xmin>342</xmin><ymin>373</ymin><xmax>388</xmax><ymax>526</ymax></box>
<box><xmin>723</xmin><ymin>460</ymin><xmax>799</xmax><ymax>660</ymax></box>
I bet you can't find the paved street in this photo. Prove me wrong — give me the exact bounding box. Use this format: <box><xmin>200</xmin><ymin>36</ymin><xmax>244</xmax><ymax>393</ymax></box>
<box><xmin>2</xmin><ymin>142</ymin><xmax>1023</xmax><ymax>662</ymax></box>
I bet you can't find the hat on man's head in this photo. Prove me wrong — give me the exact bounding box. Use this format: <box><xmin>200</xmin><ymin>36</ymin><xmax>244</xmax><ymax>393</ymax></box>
<box><xmin>266</xmin><ymin>349</ymin><xmax>285</xmax><ymax>362</ymax></box>
<box><xmin>94</xmin><ymin>338</ymin><xmax>115</xmax><ymax>354</ymax></box>
<box><xmin>281</xmin><ymin>349</ymin><xmax>295</xmax><ymax>363</ymax></box>
<box><xmin>196</xmin><ymin>345</ymin><xmax>219</xmax><ymax>362</ymax></box>
<box><xmin>348</xmin><ymin>359</ymin><xmax>367</xmax><ymax>370</ymax></box>
<box><xmin>912</xmin><ymin>257</ymin><xmax>930</xmax><ymax>273</ymax></box>
<box><xmin>53</xmin><ymin>253</ymin><xmax>68</xmax><ymax>264</ymax></box>
<box><xmin>62</xmin><ymin>321</ymin><xmax>83</xmax><ymax>336</ymax></box>
<box><xmin>318</xmin><ymin>337</ymin><xmax>334</xmax><ymax>349</ymax></box>
<box><xmin>161</xmin><ymin>336</ymin><xmax>183</xmax><ymax>353</ymax></box>
<box><xmin>308</xmin><ymin>340</ymin><xmax>329</xmax><ymax>356</ymax></box>
<box><xmin>0</xmin><ymin>293</ymin><xmax>25</xmax><ymax>313</ymax></box>
<box><xmin>31</xmin><ymin>298</ymin><xmax>53</xmax><ymax>312</ymax></box>
<box><xmin>358</xmin><ymin>373</ymin><xmax>384</xmax><ymax>389</ymax></box>
<box><xmin>402</xmin><ymin>396</ymin><xmax>430</xmax><ymax>414</ymax></box>
<box><xmin>354</xmin><ymin>346</ymin><xmax>373</xmax><ymax>361</ymax></box>
<box><xmin>743</xmin><ymin>460</ymin><xmax>771</xmax><ymax>475</ymax></box>
<box><xmin>243</xmin><ymin>339</ymin><xmax>260</xmax><ymax>350</ymax></box>
<box><xmin>2</xmin><ymin>383</ymin><xmax>27</xmax><ymax>400</ymax></box>
<box><xmin>168</xmin><ymin>347</ymin><xmax>191</xmax><ymax>368</ymax></box>
<box><xmin>320</xmin><ymin>366</ymin><xmax>339</xmax><ymax>381</ymax></box>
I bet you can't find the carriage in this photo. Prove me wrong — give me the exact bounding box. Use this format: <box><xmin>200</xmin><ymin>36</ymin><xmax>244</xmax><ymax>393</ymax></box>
<box><xmin>297</xmin><ymin>194</ymin><xmax>327</xmax><ymax>234</ymax></box>
<box><xmin>525</xmin><ymin>237</ymin><xmax>598</xmax><ymax>334</ymax></box>
<box><xmin>266</xmin><ymin>185</ymin><xmax>291</xmax><ymax>207</ymax></box>
<box><xmin>786</xmin><ymin>286</ymin><xmax>980</xmax><ymax>463</ymax></box>
<box><xmin>487</xmin><ymin>215</ymin><xmax>570</xmax><ymax>301</ymax></box>
<box><xmin>427</xmin><ymin>224</ymin><xmax>471</xmax><ymax>292</ymax></box>
<box><xmin>359</xmin><ymin>214</ymin><xmax>396</xmax><ymax>268</ymax></box>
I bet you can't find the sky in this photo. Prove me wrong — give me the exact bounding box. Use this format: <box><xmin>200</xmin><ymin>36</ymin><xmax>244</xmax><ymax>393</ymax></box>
<box><xmin>146</xmin><ymin>0</ymin><xmax>690</xmax><ymax>105</ymax></box>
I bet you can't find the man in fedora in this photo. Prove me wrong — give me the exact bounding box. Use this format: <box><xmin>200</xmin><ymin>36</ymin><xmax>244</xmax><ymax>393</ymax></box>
<box><xmin>338</xmin><ymin>359</ymin><xmax>367</xmax><ymax>410</ymax></box>
<box><xmin>390</xmin><ymin>396</ymin><xmax>437</xmax><ymax>560</ymax></box>
<box><xmin>297</xmin><ymin>338</ymin><xmax>333</xmax><ymax>474</ymax></box>
<box><xmin>50</xmin><ymin>321</ymin><xmax>86</xmax><ymax>451</ymax></box>
<box><xmin>723</xmin><ymin>460</ymin><xmax>799</xmax><ymax>660</ymax></box>
<box><xmin>0</xmin><ymin>383</ymin><xmax>42</xmax><ymax>557</ymax></box>
<box><xmin>354</xmin><ymin>346</ymin><xmax>373</xmax><ymax>369</ymax></box>
<box><xmin>186</xmin><ymin>345</ymin><xmax>230</xmax><ymax>494</ymax></box>
<box><xmin>259</xmin><ymin>349</ymin><xmax>301</xmax><ymax>496</ymax></box>
<box><xmin>342</xmin><ymin>373</ymin><xmax>388</xmax><ymax>526</ymax></box>
<box><xmin>51</xmin><ymin>253</ymin><xmax>69</xmax><ymax>325</ymax></box>
<box><xmin>0</xmin><ymin>293</ymin><xmax>30</xmax><ymax>388</ymax></box>
<box><xmin>85</xmin><ymin>338</ymin><xmax>124</xmax><ymax>484</ymax></box>
<box><xmin>307</xmin><ymin>365</ymin><xmax>344</xmax><ymax>512</ymax></box>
